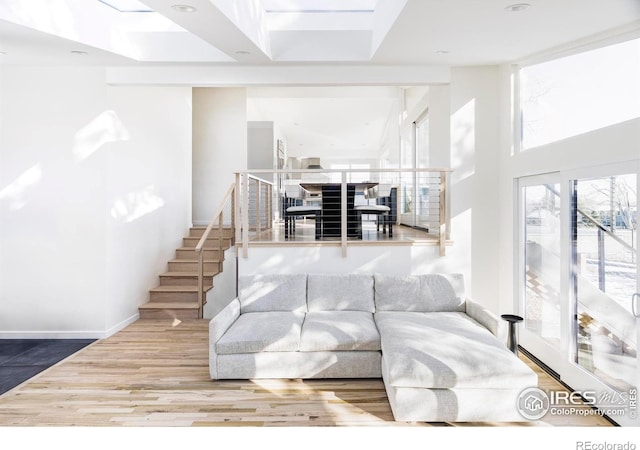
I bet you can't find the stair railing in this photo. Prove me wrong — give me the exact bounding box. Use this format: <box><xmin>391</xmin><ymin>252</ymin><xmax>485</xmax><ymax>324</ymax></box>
<box><xmin>195</xmin><ymin>181</ymin><xmax>236</xmax><ymax>318</ymax></box>
<box><xmin>237</xmin><ymin>173</ymin><xmax>275</xmax><ymax>258</ymax></box>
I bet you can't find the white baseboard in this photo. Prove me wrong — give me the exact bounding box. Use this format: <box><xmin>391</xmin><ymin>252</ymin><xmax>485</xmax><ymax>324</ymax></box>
<box><xmin>0</xmin><ymin>313</ymin><xmax>140</xmax><ymax>339</ymax></box>
<box><xmin>103</xmin><ymin>313</ymin><xmax>140</xmax><ymax>338</ymax></box>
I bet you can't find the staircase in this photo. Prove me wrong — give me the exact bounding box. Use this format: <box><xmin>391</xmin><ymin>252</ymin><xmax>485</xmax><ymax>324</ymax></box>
<box><xmin>138</xmin><ymin>226</ymin><xmax>234</xmax><ymax>320</ymax></box>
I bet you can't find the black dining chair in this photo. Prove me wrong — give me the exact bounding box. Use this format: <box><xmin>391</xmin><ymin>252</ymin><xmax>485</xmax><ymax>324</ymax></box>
<box><xmin>283</xmin><ymin>185</ymin><xmax>321</xmax><ymax>240</ymax></box>
<box><xmin>355</xmin><ymin>184</ymin><xmax>393</xmax><ymax>238</ymax></box>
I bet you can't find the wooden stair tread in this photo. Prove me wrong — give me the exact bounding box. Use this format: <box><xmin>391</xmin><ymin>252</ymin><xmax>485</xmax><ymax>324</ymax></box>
<box><xmin>149</xmin><ymin>285</ymin><xmax>212</xmax><ymax>293</ymax></box>
<box><xmin>177</xmin><ymin>247</ymin><xmax>225</xmax><ymax>251</ymax></box>
<box><xmin>161</xmin><ymin>271</ymin><xmax>217</xmax><ymax>277</ymax></box>
<box><xmin>184</xmin><ymin>236</ymin><xmax>232</xmax><ymax>240</ymax></box>
<box><xmin>182</xmin><ymin>242</ymin><xmax>233</xmax><ymax>248</ymax></box>
<box><xmin>139</xmin><ymin>301</ymin><xmax>200</xmax><ymax>310</ymax></box>
<box><xmin>170</xmin><ymin>258</ymin><xmax>221</xmax><ymax>263</ymax></box>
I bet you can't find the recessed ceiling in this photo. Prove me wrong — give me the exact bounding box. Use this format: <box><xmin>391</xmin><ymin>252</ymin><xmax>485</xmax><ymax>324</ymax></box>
<box><xmin>0</xmin><ymin>0</ymin><xmax>638</xmax><ymax>66</ymax></box>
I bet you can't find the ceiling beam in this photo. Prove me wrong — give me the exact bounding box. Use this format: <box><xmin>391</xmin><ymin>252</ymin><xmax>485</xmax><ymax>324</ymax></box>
<box><xmin>106</xmin><ymin>64</ymin><xmax>451</xmax><ymax>86</ymax></box>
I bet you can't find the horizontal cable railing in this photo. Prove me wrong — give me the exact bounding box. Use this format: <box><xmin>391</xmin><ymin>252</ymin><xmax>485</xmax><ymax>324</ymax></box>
<box><xmin>235</xmin><ymin>168</ymin><xmax>452</xmax><ymax>257</ymax></box>
<box><xmin>236</xmin><ymin>173</ymin><xmax>275</xmax><ymax>258</ymax></box>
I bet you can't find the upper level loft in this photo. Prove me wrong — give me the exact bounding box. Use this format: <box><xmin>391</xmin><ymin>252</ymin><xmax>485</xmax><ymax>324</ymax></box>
<box><xmin>200</xmin><ymin>167</ymin><xmax>453</xmax><ymax>261</ymax></box>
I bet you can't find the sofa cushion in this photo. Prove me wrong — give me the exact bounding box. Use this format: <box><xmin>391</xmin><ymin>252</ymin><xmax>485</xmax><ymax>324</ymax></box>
<box><xmin>238</xmin><ymin>274</ymin><xmax>307</xmax><ymax>313</ymax></box>
<box><xmin>300</xmin><ymin>311</ymin><xmax>381</xmax><ymax>351</ymax></box>
<box><xmin>307</xmin><ymin>274</ymin><xmax>375</xmax><ymax>312</ymax></box>
<box><xmin>374</xmin><ymin>311</ymin><xmax>537</xmax><ymax>389</ymax></box>
<box><xmin>216</xmin><ymin>312</ymin><xmax>304</xmax><ymax>354</ymax></box>
<box><xmin>374</xmin><ymin>274</ymin><xmax>465</xmax><ymax>312</ymax></box>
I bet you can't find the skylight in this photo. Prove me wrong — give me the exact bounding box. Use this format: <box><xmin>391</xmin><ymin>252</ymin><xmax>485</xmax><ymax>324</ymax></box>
<box><xmin>97</xmin><ymin>0</ymin><xmax>155</xmax><ymax>13</ymax></box>
<box><xmin>263</xmin><ymin>0</ymin><xmax>377</xmax><ymax>31</ymax></box>
<box><xmin>262</xmin><ymin>0</ymin><xmax>377</xmax><ymax>13</ymax></box>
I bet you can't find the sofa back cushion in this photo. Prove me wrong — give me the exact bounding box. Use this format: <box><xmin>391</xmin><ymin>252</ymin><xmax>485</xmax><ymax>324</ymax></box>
<box><xmin>374</xmin><ymin>273</ymin><xmax>465</xmax><ymax>312</ymax></box>
<box><xmin>238</xmin><ymin>274</ymin><xmax>307</xmax><ymax>313</ymax></box>
<box><xmin>307</xmin><ymin>274</ymin><xmax>374</xmax><ymax>312</ymax></box>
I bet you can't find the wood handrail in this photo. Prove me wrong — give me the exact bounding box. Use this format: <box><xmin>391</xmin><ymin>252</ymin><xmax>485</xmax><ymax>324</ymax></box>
<box><xmin>195</xmin><ymin>181</ymin><xmax>236</xmax><ymax>318</ymax></box>
<box><xmin>195</xmin><ymin>182</ymin><xmax>236</xmax><ymax>253</ymax></box>
<box><xmin>246</xmin><ymin>173</ymin><xmax>275</xmax><ymax>185</ymax></box>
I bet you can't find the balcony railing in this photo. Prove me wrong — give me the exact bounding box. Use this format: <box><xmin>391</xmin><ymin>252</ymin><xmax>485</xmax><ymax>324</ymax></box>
<box><xmin>234</xmin><ymin>168</ymin><xmax>452</xmax><ymax>257</ymax></box>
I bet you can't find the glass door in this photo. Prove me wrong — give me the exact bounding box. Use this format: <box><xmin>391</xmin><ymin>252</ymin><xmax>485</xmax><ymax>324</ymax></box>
<box><xmin>518</xmin><ymin>165</ymin><xmax>639</xmax><ymax>426</ymax></box>
<box><xmin>567</xmin><ymin>169</ymin><xmax>639</xmax><ymax>426</ymax></box>
<box><xmin>518</xmin><ymin>174</ymin><xmax>567</xmax><ymax>369</ymax></box>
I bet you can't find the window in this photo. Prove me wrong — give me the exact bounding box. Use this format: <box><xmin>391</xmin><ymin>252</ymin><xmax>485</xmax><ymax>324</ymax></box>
<box><xmin>519</xmin><ymin>38</ymin><xmax>640</xmax><ymax>150</ymax></box>
<box><xmin>328</xmin><ymin>163</ymin><xmax>370</xmax><ymax>183</ymax></box>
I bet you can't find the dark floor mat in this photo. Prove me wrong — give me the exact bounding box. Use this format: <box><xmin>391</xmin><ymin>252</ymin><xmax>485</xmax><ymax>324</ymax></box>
<box><xmin>0</xmin><ymin>339</ymin><xmax>95</xmax><ymax>395</ymax></box>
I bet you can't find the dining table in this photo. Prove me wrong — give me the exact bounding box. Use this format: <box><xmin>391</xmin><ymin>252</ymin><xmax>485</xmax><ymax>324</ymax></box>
<box><xmin>298</xmin><ymin>182</ymin><xmax>378</xmax><ymax>238</ymax></box>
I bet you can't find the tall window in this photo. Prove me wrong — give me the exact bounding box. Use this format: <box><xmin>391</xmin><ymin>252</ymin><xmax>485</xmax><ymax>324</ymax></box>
<box><xmin>520</xmin><ymin>38</ymin><xmax>640</xmax><ymax>150</ymax></box>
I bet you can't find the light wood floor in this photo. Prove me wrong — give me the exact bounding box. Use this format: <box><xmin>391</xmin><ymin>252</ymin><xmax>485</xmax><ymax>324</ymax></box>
<box><xmin>0</xmin><ymin>319</ymin><xmax>613</xmax><ymax>427</ymax></box>
<box><xmin>250</xmin><ymin>220</ymin><xmax>440</xmax><ymax>245</ymax></box>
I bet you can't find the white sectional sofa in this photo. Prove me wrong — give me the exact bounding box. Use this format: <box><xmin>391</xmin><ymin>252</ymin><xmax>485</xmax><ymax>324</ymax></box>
<box><xmin>209</xmin><ymin>273</ymin><xmax>538</xmax><ymax>422</ymax></box>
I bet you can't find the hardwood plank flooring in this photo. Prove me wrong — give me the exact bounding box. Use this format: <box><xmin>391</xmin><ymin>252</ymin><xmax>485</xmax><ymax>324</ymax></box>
<box><xmin>249</xmin><ymin>221</ymin><xmax>439</xmax><ymax>245</ymax></box>
<box><xmin>0</xmin><ymin>319</ymin><xmax>614</xmax><ymax>427</ymax></box>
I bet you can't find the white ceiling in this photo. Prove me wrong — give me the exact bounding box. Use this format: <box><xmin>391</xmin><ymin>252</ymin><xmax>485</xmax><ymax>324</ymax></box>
<box><xmin>1</xmin><ymin>0</ymin><xmax>639</xmax><ymax>66</ymax></box>
<box><xmin>1</xmin><ymin>0</ymin><xmax>639</xmax><ymax>159</ymax></box>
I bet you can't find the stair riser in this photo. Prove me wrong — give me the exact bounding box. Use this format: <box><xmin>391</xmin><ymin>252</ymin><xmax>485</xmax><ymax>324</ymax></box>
<box><xmin>189</xmin><ymin>228</ymin><xmax>234</xmax><ymax>238</ymax></box>
<box><xmin>159</xmin><ymin>276</ymin><xmax>214</xmax><ymax>287</ymax></box>
<box><xmin>139</xmin><ymin>309</ymin><xmax>200</xmax><ymax>320</ymax></box>
<box><xmin>176</xmin><ymin>249</ymin><xmax>224</xmax><ymax>260</ymax></box>
<box><xmin>149</xmin><ymin>291</ymin><xmax>199</xmax><ymax>303</ymax></box>
<box><xmin>183</xmin><ymin>237</ymin><xmax>233</xmax><ymax>249</ymax></box>
<box><xmin>168</xmin><ymin>261</ymin><xmax>221</xmax><ymax>272</ymax></box>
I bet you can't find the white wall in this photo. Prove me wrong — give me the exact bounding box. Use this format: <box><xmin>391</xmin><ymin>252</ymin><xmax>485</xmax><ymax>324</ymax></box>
<box><xmin>239</xmin><ymin>245</ymin><xmax>463</xmax><ymax>279</ymax></box>
<box><xmin>0</xmin><ymin>67</ymin><xmax>109</xmax><ymax>336</ymax></box>
<box><xmin>448</xmin><ymin>66</ymin><xmax>502</xmax><ymax>312</ymax></box>
<box><xmin>192</xmin><ymin>88</ymin><xmax>247</xmax><ymax>225</ymax></box>
<box><xmin>105</xmin><ymin>86</ymin><xmax>192</xmax><ymax>333</ymax></box>
<box><xmin>427</xmin><ymin>85</ymin><xmax>451</xmax><ymax>169</ymax></box>
<box><xmin>204</xmin><ymin>247</ymin><xmax>237</xmax><ymax>319</ymax></box>
<box><xmin>0</xmin><ymin>67</ymin><xmax>192</xmax><ymax>337</ymax></box>
<box><xmin>247</xmin><ymin>121</ymin><xmax>275</xmax><ymax>171</ymax></box>
<box><xmin>236</xmin><ymin>68</ymin><xmax>504</xmax><ymax>313</ymax></box>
